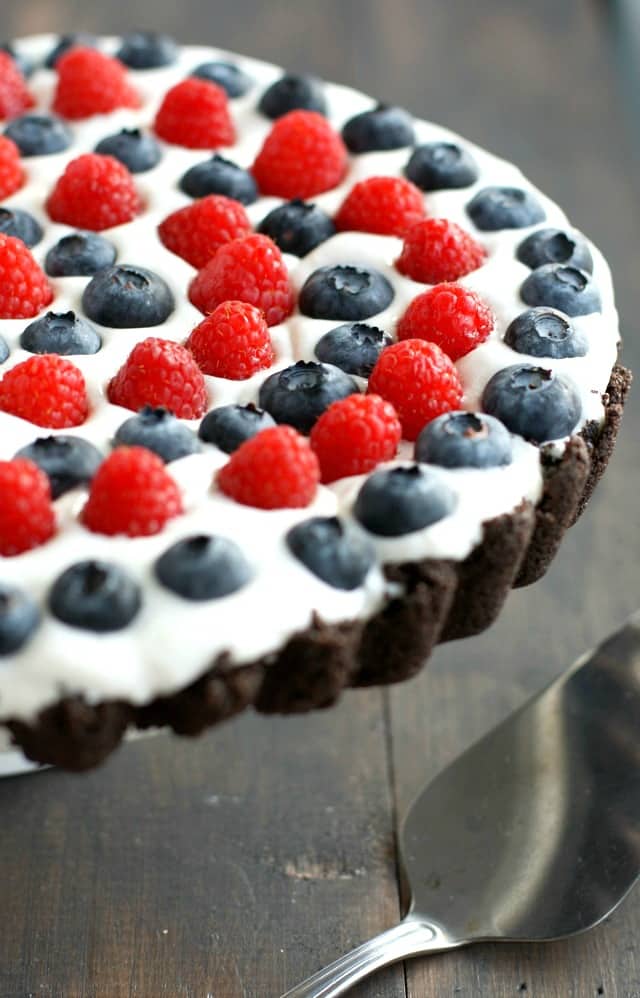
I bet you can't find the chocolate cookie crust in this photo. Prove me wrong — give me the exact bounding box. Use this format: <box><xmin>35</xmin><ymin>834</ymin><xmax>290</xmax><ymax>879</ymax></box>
<box><xmin>5</xmin><ymin>364</ymin><xmax>632</xmax><ymax>771</ymax></box>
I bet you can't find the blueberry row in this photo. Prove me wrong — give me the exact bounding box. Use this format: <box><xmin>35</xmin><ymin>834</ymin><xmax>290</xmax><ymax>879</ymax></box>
<box><xmin>0</xmin><ymin>103</ymin><xmax>586</xmax><ymax>250</ymax></box>
<box><xmin>0</xmin><ymin>292</ymin><xmax>583</xmax><ymax>447</ymax></box>
<box><xmin>312</xmin><ymin>307</ymin><xmax>589</xmax><ymax>376</ymax></box>
<box><xmin>2</xmin><ymin>113</ymin><xmax>554</xmax><ymax>238</ymax></box>
<box><xmin>15</xmin><ymin>386</ymin><xmax>569</xmax><ymax>572</ymax></box>
<box><xmin>0</xmin><ymin>531</ymin><xmax>254</xmax><ymax>652</ymax></box>
<box><xmin>0</xmin><ymin>323</ymin><xmax>590</xmax><ymax>449</ymax></box>
<box><xmin>0</xmin><ymin>254</ymin><xmax>597</xmax><ymax>374</ymax></box>
<box><xmin>0</xmin><ymin>211</ymin><xmax>118</xmax><ymax>271</ymax></box>
<box><xmin>0</xmin><ymin>199</ymin><xmax>597</xmax><ymax>322</ymax></box>
<box><xmin>0</xmin><ymin>384</ymin><xmax>587</xmax><ymax>658</ymax></box>
<box><xmin>0</xmin><ymin>311</ymin><xmax>101</xmax><ymax>358</ymax></box>
<box><xmin>261</xmin><ymin>360</ymin><xmax>582</xmax><ymax>444</ymax></box>
<box><xmin>0</xmin><ymin>511</ymin><xmax>377</xmax><ymax>652</ymax></box>
<box><xmin>3</xmin><ymin>31</ymin><xmax>267</xmax><ymax>95</ymax></box>
<box><xmin>297</xmin><ymin>254</ymin><xmax>600</xmax><ymax>325</ymax></box>
<box><xmin>3</xmin><ymin>33</ymin><xmax>459</xmax><ymax>164</ymax></box>
<box><xmin>8</xmin><ymin>406</ymin><xmax>270</xmax><ymax>499</ymax></box>
<box><xmin>4</xmin><ymin>114</ymin><xmax>163</xmax><ymax>170</ymax></box>
<box><xmin>4</xmin><ymin>32</ymin><xmax>180</xmax><ymax>73</ymax></box>
<box><xmin>0</xmin><ymin>266</ymin><xmax>596</xmax><ymax>453</ymax></box>
<box><xmin>0</xmin><ymin>109</ymin><xmax>539</xmax><ymax>241</ymax></box>
<box><xmin>9</xmin><ymin>405</ymin><xmax>261</xmax><ymax>496</ymax></box>
<box><xmin>255</xmin><ymin>363</ymin><xmax>582</xmax><ymax>444</ymax></box>
<box><xmin>4</xmin><ymin>426</ymin><xmax>531</xmax><ymax>655</ymax></box>
<box><xmin>12</xmin><ymin>404</ymin><xmax>509</xmax><ymax>507</ymax></box>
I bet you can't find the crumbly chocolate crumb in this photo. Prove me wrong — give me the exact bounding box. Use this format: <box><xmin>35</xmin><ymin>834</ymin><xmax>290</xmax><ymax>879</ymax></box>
<box><xmin>574</xmin><ymin>363</ymin><xmax>632</xmax><ymax>522</ymax></box>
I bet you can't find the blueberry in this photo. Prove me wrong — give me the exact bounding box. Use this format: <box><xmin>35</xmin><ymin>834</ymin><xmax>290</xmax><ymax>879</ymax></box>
<box><xmin>1</xmin><ymin>42</ymin><xmax>34</xmax><ymax>78</ymax></box>
<box><xmin>49</xmin><ymin>560</ymin><xmax>141</xmax><ymax>632</ymax></box>
<box><xmin>354</xmin><ymin>465</ymin><xmax>457</xmax><ymax>537</ymax></box>
<box><xmin>179</xmin><ymin>154</ymin><xmax>258</xmax><ymax>205</ymax></box>
<box><xmin>45</xmin><ymin>34</ymin><xmax>98</xmax><ymax>68</ymax></box>
<box><xmin>520</xmin><ymin>264</ymin><xmax>601</xmax><ymax>317</ymax></box>
<box><xmin>286</xmin><ymin>516</ymin><xmax>375</xmax><ymax>590</ymax></box>
<box><xmin>258</xmin><ymin>361</ymin><xmax>359</xmax><ymax>434</ymax></box>
<box><xmin>0</xmin><ymin>335</ymin><xmax>8</xmax><ymax>364</ymax></box>
<box><xmin>258</xmin><ymin>73</ymin><xmax>327</xmax><ymax>118</ymax></box>
<box><xmin>504</xmin><ymin>307</ymin><xmax>588</xmax><ymax>359</ymax></box>
<box><xmin>191</xmin><ymin>60</ymin><xmax>254</xmax><ymax>98</ymax></box>
<box><xmin>45</xmin><ymin>231</ymin><xmax>117</xmax><ymax>277</ymax></box>
<box><xmin>0</xmin><ymin>207</ymin><xmax>43</xmax><ymax>247</ymax></box>
<box><xmin>314</xmin><ymin>322</ymin><xmax>392</xmax><ymax>377</ymax></box>
<box><xmin>467</xmin><ymin>186</ymin><xmax>546</xmax><ymax>231</ymax></box>
<box><xmin>155</xmin><ymin>534</ymin><xmax>252</xmax><ymax>600</ymax></box>
<box><xmin>482</xmin><ymin>364</ymin><xmax>582</xmax><ymax>442</ymax></box>
<box><xmin>4</xmin><ymin>114</ymin><xmax>72</xmax><ymax>156</ymax></box>
<box><xmin>257</xmin><ymin>200</ymin><xmax>336</xmax><ymax>257</ymax></box>
<box><xmin>94</xmin><ymin>128</ymin><xmax>161</xmax><ymax>174</ymax></box>
<box><xmin>114</xmin><ymin>407</ymin><xmax>201</xmax><ymax>462</ymax></box>
<box><xmin>116</xmin><ymin>31</ymin><xmax>178</xmax><ymax>69</ymax></box>
<box><xmin>198</xmin><ymin>403</ymin><xmax>275</xmax><ymax>453</ymax></box>
<box><xmin>299</xmin><ymin>264</ymin><xmax>394</xmax><ymax>321</ymax></box>
<box><xmin>415</xmin><ymin>411</ymin><xmax>513</xmax><ymax>469</ymax></box>
<box><xmin>404</xmin><ymin>141</ymin><xmax>478</xmax><ymax>191</ymax></box>
<box><xmin>20</xmin><ymin>310</ymin><xmax>101</xmax><ymax>355</ymax></box>
<box><xmin>516</xmin><ymin>227</ymin><xmax>593</xmax><ymax>273</ymax></box>
<box><xmin>15</xmin><ymin>435</ymin><xmax>102</xmax><ymax>498</ymax></box>
<box><xmin>0</xmin><ymin>584</ymin><xmax>39</xmax><ymax>655</ymax></box>
<box><xmin>342</xmin><ymin>104</ymin><xmax>415</xmax><ymax>153</ymax></box>
<box><xmin>82</xmin><ymin>265</ymin><xmax>174</xmax><ymax>328</ymax></box>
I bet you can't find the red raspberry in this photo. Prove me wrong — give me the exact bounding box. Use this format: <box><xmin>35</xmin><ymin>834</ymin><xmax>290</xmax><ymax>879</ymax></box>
<box><xmin>0</xmin><ymin>51</ymin><xmax>34</xmax><ymax>120</ymax></box>
<box><xmin>158</xmin><ymin>195</ymin><xmax>252</xmax><ymax>270</ymax></box>
<box><xmin>335</xmin><ymin>176</ymin><xmax>426</xmax><ymax>237</ymax></box>
<box><xmin>396</xmin><ymin>218</ymin><xmax>486</xmax><ymax>284</ymax></box>
<box><xmin>154</xmin><ymin>78</ymin><xmax>235</xmax><ymax>149</ymax></box>
<box><xmin>367</xmin><ymin>340</ymin><xmax>463</xmax><ymax>441</ymax></box>
<box><xmin>0</xmin><ymin>234</ymin><xmax>53</xmax><ymax>319</ymax></box>
<box><xmin>186</xmin><ymin>301</ymin><xmax>275</xmax><ymax>380</ymax></box>
<box><xmin>82</xmin><ymin>447</ymin><xmax>183</xmax><ymax>538</ymax></box>
<box><xmin>397</xmin><ymin>283</ymin><xmax>494</xmax><ymax>360</ymax></box>
<box><xmin>189</xmin><ymin>234</ymin><xmax>294</xmax><ymax>327</ymax></box>
<box><xmin>0</xmin><ymin>355</ymin><xmax>88</xmax><ymax>428</ymax></box>
<box><xmin>252</xmin><ymin>110</ymin><xmax>347</xmax><ymax>199</ymax></box>
<box><xmin>310</xmin><ymin>394</ymin><xmax>401</xmax><ymax>484</ymax></box>
<box><xmin>217</xmin><ymin>425</ymin><xmax>319</xmax><ymax>509</ymax></box>
<box><xmin>0</xmin><ymin>135</ymin><xmax>24</xmax><ymax>199</ymax></box>
<box><xmin>0</xmin><ymin>458</ymin><xmax>56</xmax><ymax>556</ymax></box>
<box><xmin>52</xmin><ymin>47</ymin><xmax>139</xmax><ymax>120</ymax></box>
<box><xmin>46</xmin><ymin>153</ymin><xmax>141</xmax><ymax>232</ymax></box>
<box><xmin>108</xmin><ymin>337</ymin><xmax>208</xmax><ymax>419</ymax></box>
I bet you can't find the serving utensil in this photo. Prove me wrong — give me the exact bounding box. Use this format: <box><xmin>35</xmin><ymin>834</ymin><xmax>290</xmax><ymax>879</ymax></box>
<box><xmin>281</xmin><ymin>612</ymin><xmax>640</xmax><ymax>997</ymax></box>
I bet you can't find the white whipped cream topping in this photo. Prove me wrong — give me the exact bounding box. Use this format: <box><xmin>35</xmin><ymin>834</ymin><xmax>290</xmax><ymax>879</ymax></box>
<box><xmin>0</xmin><ymin>34</ymin><xmax>620</xmax><ymax>727</ymax></box>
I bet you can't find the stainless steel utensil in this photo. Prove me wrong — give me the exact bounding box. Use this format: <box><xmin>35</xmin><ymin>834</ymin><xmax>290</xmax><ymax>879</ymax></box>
<box><xmin>281</xmin><ymin>612</ymin><xmax>640</xmax><ymax>997</ymax></box>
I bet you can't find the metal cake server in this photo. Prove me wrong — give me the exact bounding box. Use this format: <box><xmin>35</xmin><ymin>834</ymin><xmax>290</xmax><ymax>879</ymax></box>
<box><xmin>281</xmin><ymin>612</ymin><xmax>640</xmax><ymax>997</ymax></box>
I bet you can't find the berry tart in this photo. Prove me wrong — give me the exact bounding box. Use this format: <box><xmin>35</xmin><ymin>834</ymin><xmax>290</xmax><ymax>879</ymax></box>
<box><xmin>0</xmin><ymin>32</ymin><xmax>630</xmax><ymax>773</ymax></box>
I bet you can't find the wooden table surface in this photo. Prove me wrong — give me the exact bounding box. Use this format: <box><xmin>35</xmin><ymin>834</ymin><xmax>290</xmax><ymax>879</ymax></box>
<box><xmin>1</xmin><ymin>1</ymin><xmax>639</xmax><ymax>995</ymax></box>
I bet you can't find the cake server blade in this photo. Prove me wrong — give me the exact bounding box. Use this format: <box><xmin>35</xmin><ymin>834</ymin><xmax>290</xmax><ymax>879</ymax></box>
<box><xmin>281</xmin><ymin>611</ymin><xmax>640</xmax><ymax>997</ymax></box>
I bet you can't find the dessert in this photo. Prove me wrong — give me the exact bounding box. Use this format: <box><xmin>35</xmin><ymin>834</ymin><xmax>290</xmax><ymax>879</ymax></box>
<box><xmin>0</xmin><ymin>32</ymin><xmax>630</xmax><ymax>773</ymax></box>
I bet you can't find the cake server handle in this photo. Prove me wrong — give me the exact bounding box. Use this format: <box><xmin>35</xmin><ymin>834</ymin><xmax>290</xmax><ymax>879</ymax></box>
<box><xmin>279</xmin><ymin>916</ymin><xmax>456</xmax><ymax>997</ymax></box>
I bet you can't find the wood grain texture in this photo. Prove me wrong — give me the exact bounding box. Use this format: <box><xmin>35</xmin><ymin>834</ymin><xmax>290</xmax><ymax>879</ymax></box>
<box><xmin>0</xmin><ymin>696</ymin><xmax>406</xmax><ymax>997</ymax></box>
<box><xmin>0</xmin><ymin>0</ymin><xmax>639</xmax><ymax>995</ymax></box>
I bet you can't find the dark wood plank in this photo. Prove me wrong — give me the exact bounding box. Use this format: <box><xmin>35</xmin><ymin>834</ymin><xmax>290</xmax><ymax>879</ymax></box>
<box><xmin>385</xmin><ymin>1</ymin><xmax>640</xmax><ymax>996</ymax></box>
<box><xmin>0</xmin><ymin>694</ymin><xmax>406</xmax><ymax>998</ymax></box>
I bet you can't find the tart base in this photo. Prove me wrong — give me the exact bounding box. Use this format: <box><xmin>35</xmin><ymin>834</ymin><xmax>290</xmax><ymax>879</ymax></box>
<box><xmin>5</xmin><ymin>364</ymin><xmax>632</xmax><ymax>771</ymax></box>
